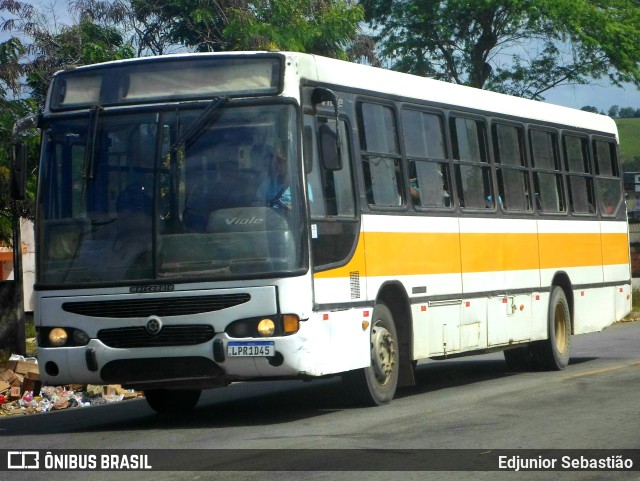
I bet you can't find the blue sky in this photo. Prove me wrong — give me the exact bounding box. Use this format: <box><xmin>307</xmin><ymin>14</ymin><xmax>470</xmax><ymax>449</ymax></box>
<box><xmin>544</xmin><ymin>82</ymin><xmax>640</xmax><ymax>112</ymax></box>
<box><xmin>3</xmin><ymin>1</ymin><xmax>640</xmax><ymax>112</ymax></box>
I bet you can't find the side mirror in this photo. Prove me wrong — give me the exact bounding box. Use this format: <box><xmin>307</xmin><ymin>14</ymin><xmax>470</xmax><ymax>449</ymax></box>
<box><xmin>319</xmin><ymin>123</ymin><xmax>342</xmax><ymax>171</ymax></box>
<box><xmin>311</xmin><ymin>88</ymin><xmax>342</xmax><ymax>172</ymax></box>
<box><xmin>11</xmin><ymin>142</ymin><xmax>27</xmax><ymax>201</ymax></box>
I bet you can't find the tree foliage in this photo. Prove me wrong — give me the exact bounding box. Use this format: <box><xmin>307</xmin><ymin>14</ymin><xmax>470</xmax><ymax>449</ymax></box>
<box><xmin>0</xmin><ymin>97</ymin><xmax>38</xmax><ymax>245</ymax></box>
<box><xmin>0</xmin><ymin>0</ymin><xmax>366</xmax><ymax>244</ymax></box>
<box><xmin>362</xmin><ymin>0</ymin><xmax>640</xmax><ymax>99</ymax></box>
<box><xmin>224</xmin><ymin>0</ymin><xmax>363</xmax><ymax>58</ymax></box>
<box><xmin>580</xmin><ymin>105</ymin><xmax>599</xmax><ymax>114</ymax></box>
<box><xmin>1</xmin><ymin>0</ymin><xmax>135</xmax><ymax>242</ymax></box>
<box><xmin>113</xmin><ymin>0</ymin><xmax>364</xmax><ymax>57</ymax></box>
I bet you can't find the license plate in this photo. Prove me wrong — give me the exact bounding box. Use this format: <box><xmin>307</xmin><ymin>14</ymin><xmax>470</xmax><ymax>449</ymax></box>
<box><xmin>227</xmin><ymin>341</ymin><xmax>275</xmax><ymax>357</ymax></box>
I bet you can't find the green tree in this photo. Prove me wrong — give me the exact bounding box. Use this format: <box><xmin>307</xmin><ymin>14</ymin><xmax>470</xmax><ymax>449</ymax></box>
<box><xmin>2</xmin><ymin>0</ymin><xmax>135</xmax><ymax>105</ymax></box>
<box><xmin>623</xmin><ymin>155</ymin><xmax>640</xmax><ymax>173</ymax></box>
<box><xmin>224</xmin><ymin>0</ymin><xmax>363</xmax><ymax>58</ymax></box>
<box><xmin>0</xmin><ymin>0</ymin><xmax>135</xmax><ymax>244</ymax></box>
<box><xmin>608</xmin><ymin>105</ymin><xmax>620</xmax><ymax>118</ymax></box>
<box><xmin>0</xmin><ymin>30</ymin><xmax>34</xmax><ymax>244</ymax></box>
<box><xmin>124</xmin><ymin>0</ymin><xmax>364</xmax><ymax>57</ymax></box>
<box><xmin>580</xmin><ymin>106</ymin><xmax>599</xmax><ymax>114</ymax></box>
<box><xmin>0</xmin><ymin>97</ymin><xmax>38</xmax><ymax>245</ymax></box>
<box><xmin>362</xmin><ymin>0</ymin><xmax>640</xmax><ymax>99</ymax></box>
<box><xmin>26</xmin><ymin>20</ymin><xmax>135</xmax><ymax>106</ymax></box>
<box><xmin>619</xmin><ymin>107</ymin><xmax>637</xmax><ymax>119</ymax></box>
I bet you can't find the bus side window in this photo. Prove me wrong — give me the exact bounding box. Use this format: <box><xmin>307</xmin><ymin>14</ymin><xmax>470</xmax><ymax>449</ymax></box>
<box><xmin>305</xmin><ymin>114</ymin><xmax>358</xmax><ymax>270</ymax></box>
<box><xmin>451</xmin><ymin>116</ymin><xmax>493</xmax><ymax>209</ymax></box>
<box><xmin>564</xmin><ymin>134</ymin><xmax>595</xmax><ymax>215</ymax></box>
<box><xmin>358</xmin><ymin>102</ymin><xmax>404</xmax><ymax>207</ymax></box>
<box><xmin>401</xmin><ymin>108</ymin><xmax>452</xmax><ymax>209</ymax></box>
<box><xmin>305</xmin><ymin>117</ymin><xmax>355</xmax><ymax>217</ymax></box>
<box><xmin>530</xmin><ymin>129</ymin><xmax>565</xmax><ymax>213</ymax></box>
<box><xmin>493</xmin><ymin>123</ymin><xmax>531</xmax><ymax>212</ymax></box>
<box><xmin>594</xmin><ymin>139</ymin><xmax>622</xmax><ymax>217</ymax></box>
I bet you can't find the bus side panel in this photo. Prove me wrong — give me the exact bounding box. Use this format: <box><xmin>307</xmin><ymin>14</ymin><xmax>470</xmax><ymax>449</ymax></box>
<box><xmin>530</xmin><ymin>291</ymin><xmax>549</xmax><ymax>341</ymax></box>
<box><xmin>600</xmin><ymin>221</ymin><xmax>631</xmax><ymax>284</ymax></box>
<box><xmin>459</xmin><ymin>218</ymin><xmax>539</xmax><ymax>347</ymax></box>
<box><xmin>537</xmin><ymin>219</ymin><xmax>603</xmax><ymax>288</ymax></box>
<box><xmin>601</xmin><ymin>219</ymin><xmax>632</xmax><ymax>323</ymax></box>
<box><xmin>572</xmin><ymin>286</ymin><xmax>615</xmax><ymax>335</ymax></box>
<box><xmin>360</xmin><ymin>215</ymin><xmax>463</xmax><ymax>358</ymax></box>
<box><xmin>615</xmin><ymin>283</ymin><xmax>632</xmax><ymax>322</ymax></box>
<box><xmin>486</xmin><ymin>294</ymin><xmax>531</xmax><ymax>347</ymax></box>
<box><xmin>312</xmin><ymin>230</ymin><xmax>368</xmax><ymax>306</ymax></box>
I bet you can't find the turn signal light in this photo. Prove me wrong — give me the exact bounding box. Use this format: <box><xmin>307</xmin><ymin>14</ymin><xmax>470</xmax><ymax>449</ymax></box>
<box><xmin>283</xmin><ymin>314</ymin><xmax>300</xmax><ymax>334</ymax></box>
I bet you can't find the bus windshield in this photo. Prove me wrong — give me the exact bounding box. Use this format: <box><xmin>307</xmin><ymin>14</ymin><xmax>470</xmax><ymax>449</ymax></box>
<box><xmin>38</xmin><ymin>102</ymin><xmax>305</xmax><ymax>285</ymax></box>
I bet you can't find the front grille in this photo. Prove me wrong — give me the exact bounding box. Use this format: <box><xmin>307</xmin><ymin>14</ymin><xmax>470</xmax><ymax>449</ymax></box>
<box><xmin>98</xmin><ymin>325</ymin><xmax>214</xmax><ymax>348</ymax></box>
<box><xmin>101</xmin><ymin>357</ymin><xmax>223</xmax><ymax>383</ymax></box>
<box><xmin>63</xmin><ymin>293</ymin><xmax>251</xmax><ymax>318</ymax></box>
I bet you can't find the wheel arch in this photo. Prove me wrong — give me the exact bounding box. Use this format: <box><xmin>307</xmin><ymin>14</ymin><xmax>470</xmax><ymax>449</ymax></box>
<box><xmin>550</xmin><ymin>271</ymin><xmax>574</xmax><ymax>334</ymax></box>
<box><xmin>375</xmin><ymin>281</ymin><xmax>415</xmax><ymax>387</ymax></box>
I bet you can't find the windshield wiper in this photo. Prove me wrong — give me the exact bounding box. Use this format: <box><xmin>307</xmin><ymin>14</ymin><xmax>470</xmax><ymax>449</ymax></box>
<box><xmin>170</xmin><ymin>96</ymin><xmax>228</xmax><ymax>153</ymax></box>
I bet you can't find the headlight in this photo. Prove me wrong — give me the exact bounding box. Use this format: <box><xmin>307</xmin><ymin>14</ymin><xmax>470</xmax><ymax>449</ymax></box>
<box><xmin>48</xmin><ymin>328</ymin><xmax>68</xmax><ymax>347</ymax></box>
<box><xmin>257</xmin><ymin>319</ymin><xmax>275</xmax><ymax>337</ymax></box>
<box><xmin>39</xmin><ymin>327</ymin><xmax>90</xmax><ymax>347</ymax></box>
<box><xmin>226</xmin><ymin>314</ymin><xmax>301</xmax><ymax>338</ymax></box>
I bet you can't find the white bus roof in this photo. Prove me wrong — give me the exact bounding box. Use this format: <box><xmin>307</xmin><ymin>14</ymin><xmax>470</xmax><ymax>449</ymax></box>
<box><xmin>52</xmin><ymin>51</ymin><xmax>618</xmax><ymax>136</ymax></box>
<box><xmin>293</xmin><ymin>52</ymin><xmax>617</xmax><ymax>136</ymax></box>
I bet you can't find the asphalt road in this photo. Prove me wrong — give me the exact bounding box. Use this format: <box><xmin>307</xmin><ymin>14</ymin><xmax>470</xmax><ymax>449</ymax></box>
<box><xmin>1</xmin><ymin>320</ymin><xmax>639</xmax><ymax>481</ymax></box>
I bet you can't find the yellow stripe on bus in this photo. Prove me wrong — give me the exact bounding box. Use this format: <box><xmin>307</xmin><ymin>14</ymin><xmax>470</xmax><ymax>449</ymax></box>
<box><xmin>314</xmin><ymin>232</ymin><xmax>629</xmax><ymax>279</ymax></box>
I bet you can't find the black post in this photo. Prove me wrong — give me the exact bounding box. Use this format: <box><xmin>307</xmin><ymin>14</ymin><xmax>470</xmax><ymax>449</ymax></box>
<box><xmin>11</xmin><ymin>203</ymin><xmax>26</xmax><ymax>356</ymax></box>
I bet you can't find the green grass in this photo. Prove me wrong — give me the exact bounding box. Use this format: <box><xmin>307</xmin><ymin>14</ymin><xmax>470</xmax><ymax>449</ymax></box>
<box><xmin>615</xmin><ymin>118</ymin><xmax>640</xmax><ymax>164</ymax></box>
<box><xmin>633</xmin><ymin>290</ymin><xmax>640</xmax><ymax>313</ymax></box>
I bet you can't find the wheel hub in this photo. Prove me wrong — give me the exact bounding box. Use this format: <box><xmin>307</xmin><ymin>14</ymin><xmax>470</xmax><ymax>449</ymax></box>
<box><xmin>371</xmin><ymin>325</ymin><xmax>397</xmax><ymax>384</ymax></box>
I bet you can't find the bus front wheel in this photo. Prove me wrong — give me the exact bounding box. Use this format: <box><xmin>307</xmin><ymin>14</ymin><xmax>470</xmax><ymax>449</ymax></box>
<box><xmin>534</xmin><ymin>286</ymin><xmax>572</xmax><ymax>370</ymax></box>
<box><xmin>343</xmin><ymin>303</ymin><xmax>399</xmax><ymax>406</ymax></box>
<box><xmin>144</xmin><ymin>388</ymin><xmax>201</xmax><ymax>415</ymax></box>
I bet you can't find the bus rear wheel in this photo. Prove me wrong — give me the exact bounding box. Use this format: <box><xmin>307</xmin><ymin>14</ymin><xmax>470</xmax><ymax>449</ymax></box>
<box><xmin>343</xmin><ymin>303</ymin><xmax>399</xmax><ymax>406</ymax></box>
<box><xmin>144</xmin><ymin>388</ymin><xmax>201</xmax><ymax>415</ymax></box>
<box><xmin>533</xmin><ymin>286</ymin><xmax>572</xmax><ymax>370</ymax></box>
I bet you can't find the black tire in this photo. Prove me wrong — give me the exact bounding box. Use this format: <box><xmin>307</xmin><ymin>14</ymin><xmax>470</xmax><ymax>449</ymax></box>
<box><xmin>533</xmin><ymin>286</ymin><xmax>572</xmax><ymax>370</ymax></box>
<box><xmin>343</xmin><ymin>303</ymin><xmax>399</xmax><ymax>406</ymax></box>
<box><xmin>144</xmin><ymin>389</ymin><xmax>201</xmax><ymax>415</ymax></box>
<box><xmin>503</xmin><ymin>345</ymin><xmax>535</xmax><ymax>371</ymax></box>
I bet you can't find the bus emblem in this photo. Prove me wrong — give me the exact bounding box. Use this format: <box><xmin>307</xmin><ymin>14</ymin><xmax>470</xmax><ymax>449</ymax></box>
<box><xmin>146</xmin><ymin>316</ymin><xmax>163</xmax><ymax>335</ymax></box>
<box><xmin>225</xmin><ymin>216</ymin><xmax>264</xmax><ymax>225</ymax></box>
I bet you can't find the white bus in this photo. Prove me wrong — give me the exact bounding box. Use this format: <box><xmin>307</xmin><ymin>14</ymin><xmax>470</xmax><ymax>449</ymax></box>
<box><xmin>15</xmin><ymin>52</ymin><xmax>631</xmax><ymax>413</ymax></box>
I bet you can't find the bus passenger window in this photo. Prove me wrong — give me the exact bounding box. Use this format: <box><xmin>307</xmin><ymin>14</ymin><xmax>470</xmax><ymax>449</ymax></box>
<box><xmin>594</xmin><ymin>139</ymin><xmax>622</xmax><ymax>217</ymax></box>
<box><xmin>401</xmin><ymin>109</ymin><xmax>452</xmax><ymax>208</ymax></box>
<box><xmin>358</xmin><ymin>102</ymin><xmax>404</xmax><ymax>207</ymax></box>
<box><xmin>564</xmin><ymin>135</ymin><xmax>595</xmax><ymax>215</ymax></box>
<box><xmin>530</xmin><ymin>129</ymin><xmax>565</xmax><ymax>213</ymax></box>
<box><xmin>451</xmin><ymin>117</ymin><xmax>493</xmax><ymax>209</ymax></box>
<box><xmin>493</xmin><ymin>123</ymin><xmax>530</xmax><ymax>212</ymax></box>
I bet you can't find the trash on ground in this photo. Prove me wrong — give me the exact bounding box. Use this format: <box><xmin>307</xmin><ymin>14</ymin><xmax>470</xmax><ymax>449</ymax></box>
<box><xmin>0</xmin><ymin>354</ymin><xmax>143</xmax><ymax>416</ymax></box>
